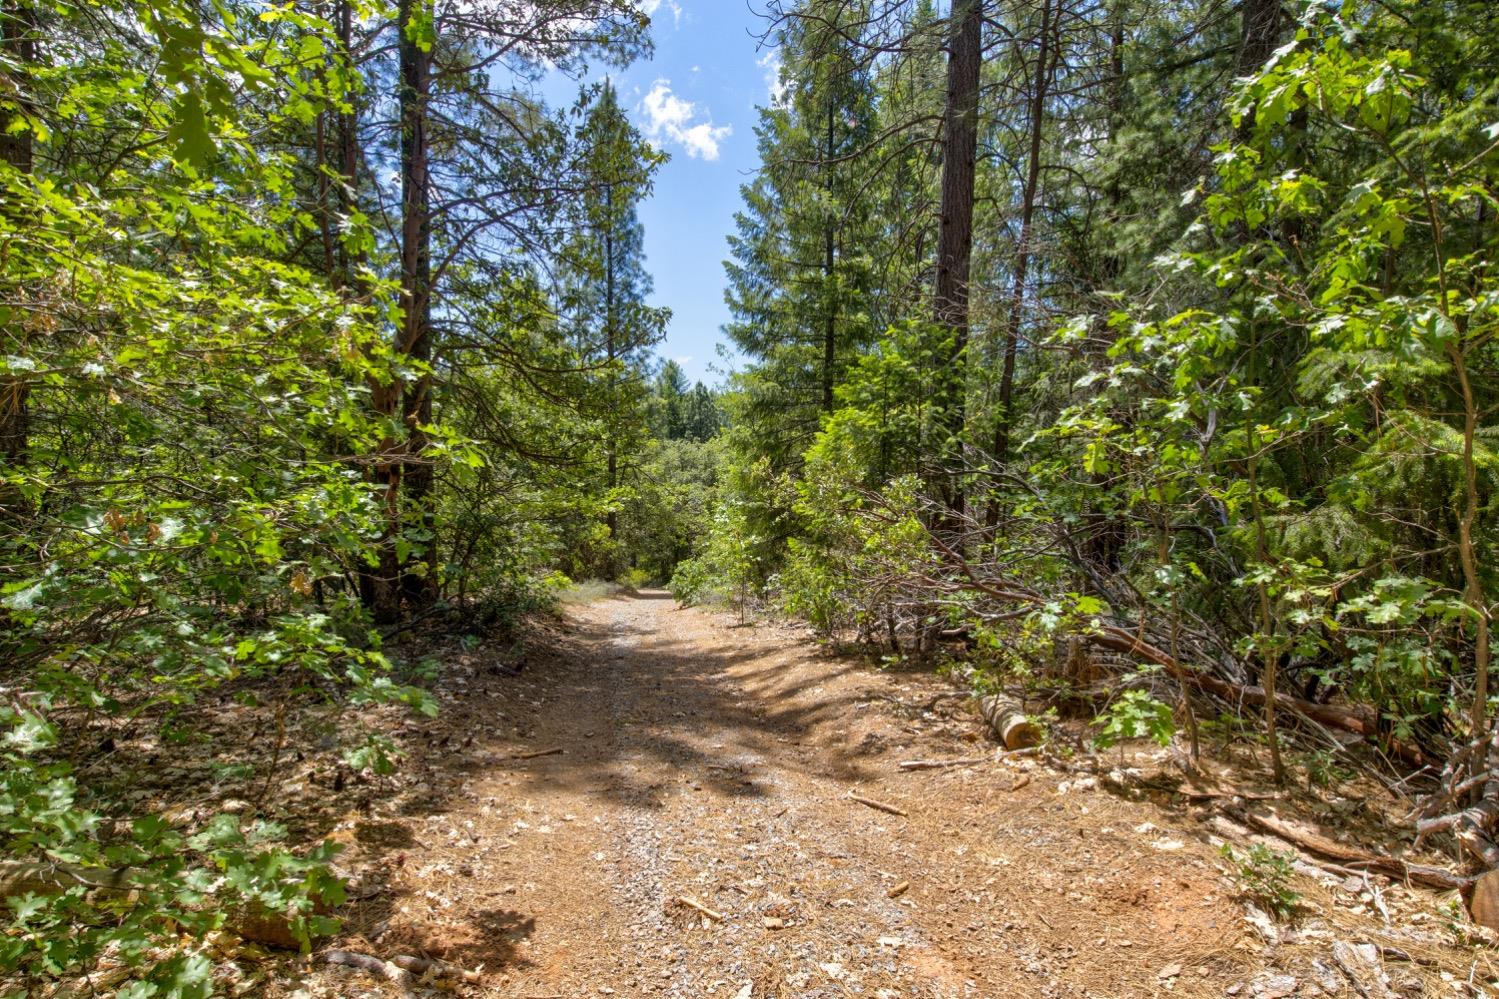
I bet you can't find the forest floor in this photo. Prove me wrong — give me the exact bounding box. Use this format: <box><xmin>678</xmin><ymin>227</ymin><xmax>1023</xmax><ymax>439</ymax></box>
<box><xmin>74</xmin><ymin>589</ymin><xmax>1491</xmax><ymax>999</ymax></box>
<box><xmin>264</xmin><ymin>588</ymin><xmax>1498</xmax><ymax>999</ymax></box>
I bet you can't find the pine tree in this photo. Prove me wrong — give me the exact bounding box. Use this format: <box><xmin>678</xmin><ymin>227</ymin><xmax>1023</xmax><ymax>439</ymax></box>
<box><xmin>723</xmin><ymin>4</ymin><xmax>877</xmax><ymax>470</ymax></box>
<box><xmin>655</xmin><ymin>359</ymin><xmax>691</xmax><ymax>439</ymax></box>
<box><xmin>560</xmin><ymin>81</ymin><xmax>669</xmax><ymax>572</ymax></box>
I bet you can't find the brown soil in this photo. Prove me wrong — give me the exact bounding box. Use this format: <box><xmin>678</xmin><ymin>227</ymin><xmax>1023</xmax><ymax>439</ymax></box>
<box><xmin>294</xmin><ymin>591</ymin><xmax>1488</xmax><ymax>998</ymax></box>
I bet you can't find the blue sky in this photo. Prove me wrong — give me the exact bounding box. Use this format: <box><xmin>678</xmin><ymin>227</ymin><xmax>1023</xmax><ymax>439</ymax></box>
<box><xmin>552</xmin><ymin>2</ymin><xmax>779</xmax><ymax>386</ymax></box>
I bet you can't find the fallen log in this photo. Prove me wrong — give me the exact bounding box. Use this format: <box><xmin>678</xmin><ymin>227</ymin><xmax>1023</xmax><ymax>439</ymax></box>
<box><xmin>978</xmin><ymin>695</ymin><xmax>1040</xmax><ymax>750</ymax></box>
<box><xmin>0</xmin><ymin>861</ymin><xmax>331</xmax><ymax>950</ymax></box>
<box><xmin>1233</xmin><ymin>810</ymin><xmax>1469</xmax><ymax>892</ymax></box>
<box><xmin>919</xmin><ymin>528</ymin><xmax>1431</xmax><ymax>767</ymax></box>
<box><xmin>1467</xmin><ymin>870</ymin><xmax>1499</xmax><ymax>932</ymax></box>
<box><xmin>1085</xmin><ymin>628</ymin><xmax>1429</xmax><ymax>767</ymax></box>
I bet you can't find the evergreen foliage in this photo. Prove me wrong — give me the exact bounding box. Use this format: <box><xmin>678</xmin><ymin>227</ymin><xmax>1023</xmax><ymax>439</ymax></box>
<box><xmin>694</xmin><ymin>0</ymin><xmax>1499</xmax><ymax>858</ymax></box>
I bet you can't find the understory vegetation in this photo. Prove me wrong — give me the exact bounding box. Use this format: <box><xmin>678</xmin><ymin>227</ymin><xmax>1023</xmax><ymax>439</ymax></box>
<box><xmin>0</xmin><ymin>0</ymin><xmax>1496</xmax><ymax>992</ymax></box>
<box><xmin>672</xmin><ymin>0</ymin><xmax>1499</xmax><ymax>890</ymax></box>
<box><xmin>0</xmin><ymin>0</ymin><xmax>716</xmax><ymax>991</ymax></box>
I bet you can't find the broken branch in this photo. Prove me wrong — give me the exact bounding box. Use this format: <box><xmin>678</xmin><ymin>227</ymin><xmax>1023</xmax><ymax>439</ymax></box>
<box><xmin>898</xmin><ymin>757</ymin><xmax>988</xmax><ymax>771</ymax></box>
<box><xmin>848</xmin><ymin>791</ymin><xmax>909</xmax><ymax>816</ymax></box>
<box><xmin>676</xmin><ymin>895</ymin><xmax>725</xmax><ymax>922</ymax></box>
<box><xmin>512</xmin><ymin>747</ymin><xmax>564</xmax><ymax>760</ymax></box>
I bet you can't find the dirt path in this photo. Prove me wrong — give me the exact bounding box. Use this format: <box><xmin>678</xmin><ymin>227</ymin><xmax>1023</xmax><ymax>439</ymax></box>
<box><xmin>320</xmin><ymin>592</ymin><xmax>1466</xmax><ymax>999</ymax></box>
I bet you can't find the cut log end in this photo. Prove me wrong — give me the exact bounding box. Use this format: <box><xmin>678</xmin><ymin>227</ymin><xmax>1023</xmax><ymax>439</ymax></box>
<box><xmin>1469</xmin><ymin>870</ymin><xmax>1499</xmax><ymax>932</ymax></box>
<box><xmin>978</xmin><ymin>695</ymin><xmax>1041</xmax><ymax>750</ymax></box>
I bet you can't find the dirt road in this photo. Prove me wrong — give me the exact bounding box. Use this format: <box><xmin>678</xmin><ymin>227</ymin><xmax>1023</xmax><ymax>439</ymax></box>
<box><xmin>320</xmin><ymin>591</ymin><xmax>1456</xmax><ymax>998</ymax></box>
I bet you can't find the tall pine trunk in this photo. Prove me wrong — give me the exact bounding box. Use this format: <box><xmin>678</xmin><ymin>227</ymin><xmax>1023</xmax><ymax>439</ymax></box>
<box><xmin>604</xmin><ymin>182</ymin><xmax>618</xmax><ymax>569</ymax></box>
<box><xmin>991</xmin><ymin>0</ymin><xmax>1055</xmax><ymax>471</ymax></box>
<box><xmin>0</xmin><ymin>0</ymin><xmax>32</xmax><ymax>505</ymax></box>
<box><xmin>345</xmin><ymin>1</ymin><xmax>401</xmax><ymax>622</ymax></box>
<box><xmin>932</xmin><ymin>0</ymin><xmax>981</xmax><ymax>522</ymax></box>
<box><xmin>397</xmin><ymin>0</ymin><xmax>434</xmax><ymax>611</ymax></box>
<box><xmin>821</xmin><ymin>99</ymin><xmax>837</xmax><ymax>413</ymax></box>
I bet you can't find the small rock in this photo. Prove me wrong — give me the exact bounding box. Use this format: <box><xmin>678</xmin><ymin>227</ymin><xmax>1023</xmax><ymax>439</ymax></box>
<box><xmin>1254</xmin><ymin>974</ymin><xmax>1298</xmax><ymax>999</ymax></box>
<box><xmin>763</xmin><ymin>917</ymin><xmax>785</xmax><ymax>930</ymax></box>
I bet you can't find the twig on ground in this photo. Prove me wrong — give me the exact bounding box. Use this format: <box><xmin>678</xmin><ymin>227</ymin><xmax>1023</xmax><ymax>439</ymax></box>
<box><xmin>848</xmin><ymin>791</ymin><xmax>909</xmax><ymax>816</ymax></box>
<box><xmin>325</xmin><ymin>950</ymin><xmax>414</xmax><ymax>988</ymax></box>
<box><xmin>898</xmin><ymin>757</ymin><xmax>988</xmax><ymax>771</ymax></box>
<box><xmin>676</xmin><ymin>895</ymin><xmax>725</xmax><ymax>922</ymax></box>
<box><xmin>391</xmin><ymin>954</ymin><xmax>483</xmax><ymax>983</ymax></box>
<box><xmin>513</xmin><ymin>747</ymin><xmax>564</xmax><ymax>760</ymax></box>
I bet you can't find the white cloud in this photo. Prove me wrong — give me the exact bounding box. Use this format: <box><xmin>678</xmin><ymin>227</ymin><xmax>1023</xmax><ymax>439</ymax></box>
<box><xmin>636</xmin><ymin>0</ymin><xmax>683</xmax><ymax>29</ymax></box>
<box><xmin>639</xmin><ymin>79</ymin><xmax>731</xmax><ymax>161</ymax></box>
<box><xmin>758</xmin><ymin>48</ymin><xmax>787</xmax><ymax>106</ymax></box>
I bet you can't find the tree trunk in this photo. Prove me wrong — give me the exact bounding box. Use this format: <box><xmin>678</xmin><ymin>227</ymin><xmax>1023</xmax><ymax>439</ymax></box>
<box><xmin>991</xmin><ymin>0</ymin><xmax>1055</xmax><ymax>470</ymax></box>
<box><xmin>344</xmin><ymin>1</ymin><xmax>398</xmax><ymax>622</ymax></box>
<box><xmin>397</xmin><ymin>0</ymin><xmax>435</xmax><ymax>609</ymax></box>
<box><xmin>603</xmin><ymin>182</ymin><xmax>619</xmax><ymax>570</ymax></box>
<box><xmin>822</xmin><ymin>98</ymin><xmax>837</xmax><ymax>413</ymax></box>
<box><xmin>1234</xmin><ymin>0</ymin><xmax>1282</xmax><ymax>137</ymax></box>
<box><xmin>932</xmin><ymin>0</ymin><xmax>981</xmax><ymax>520</ymax></box>
<box><xmin>0</xmin><ymin>0</ymin><xmax>33</xmax><ymax>511</ymax></box>
<box><xmin>1450</xmin><ymin>343</ymin><xmax>1491</xmax><ymax>740</ymax></box>
<box><xmin>336</xmin><ymin>0</ymin><xmax>359</xmax><ymax>287</ymax></box>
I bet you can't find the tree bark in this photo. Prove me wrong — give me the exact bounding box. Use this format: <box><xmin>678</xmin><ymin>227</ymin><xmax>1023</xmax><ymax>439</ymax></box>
<box><xmin>979</xmin><ymin>694</ymin><xmax>1041</xmax><ymax>749</ymax></box>
<box><xmin>1234</xmin><ymin>0</ymin><xmax>1282</xmax><ymax>138</ymax></box>
<box><xmin>396</xmin><ymin>0</ymin><xmax>435</xmax><ymax>608</ymax></box>
<box><xmin>343</xmin><ymin>0</ymin><xmax>400</xmax><ymax>623</ymax></box>
<box><xmin>991</xmin><ymin>0</ymin><xmax>1055</xmax><ymax>470</ymax></box>
<box><xmin>932</xmin><ymin>0</ymin><xmax>981</xmax><ymax>520</ymax></box>
<box><xmin>0</xmin><ymin>0</ymin><xmax>33</xmax><ymax>511</ymax></box>
<box><xmin>604</xmin><ymin>181</ymin><xmax>619</xmax><ymax>565</ymax></box>
<box><xmin>822</xmin><ymin>98</ymin><xmax>838</xmax><ymax>413</ymax></box>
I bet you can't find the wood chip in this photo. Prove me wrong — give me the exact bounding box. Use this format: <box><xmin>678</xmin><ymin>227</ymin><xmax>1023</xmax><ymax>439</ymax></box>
<box><xmin>848</xmin><ymin>791</ymin><xmax>908</xmax><ymax>816</ymax></box>
<box><xmin>887</xmin><ymin>880</ymin><xmax>910</xmax><ymax>898</ymax></box>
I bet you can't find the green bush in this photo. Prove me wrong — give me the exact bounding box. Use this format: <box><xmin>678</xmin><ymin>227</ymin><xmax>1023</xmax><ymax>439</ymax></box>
<box><xmin>1221</xmin><ymin>842</ymin><xmax>1302</xmax><ymax>921</ymax></box>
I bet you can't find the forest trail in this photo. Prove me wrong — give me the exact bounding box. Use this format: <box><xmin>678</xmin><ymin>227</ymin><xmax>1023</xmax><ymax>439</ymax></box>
<box><xmin>332</xmin><ymin>591</ymin><xmax>1281</xmax><ymax>999</ymax></box>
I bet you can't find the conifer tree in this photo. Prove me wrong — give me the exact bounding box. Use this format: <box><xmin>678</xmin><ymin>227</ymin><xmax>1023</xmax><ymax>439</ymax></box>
<box><xmin>724</xmin><ymin>3</ymin><xmax>877</xmax><ymax>469</ymax></box>
<box><xmin>560</xmin><ymin>80</ymin><xmax>669</xmax><ymax>573</ymax></box>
